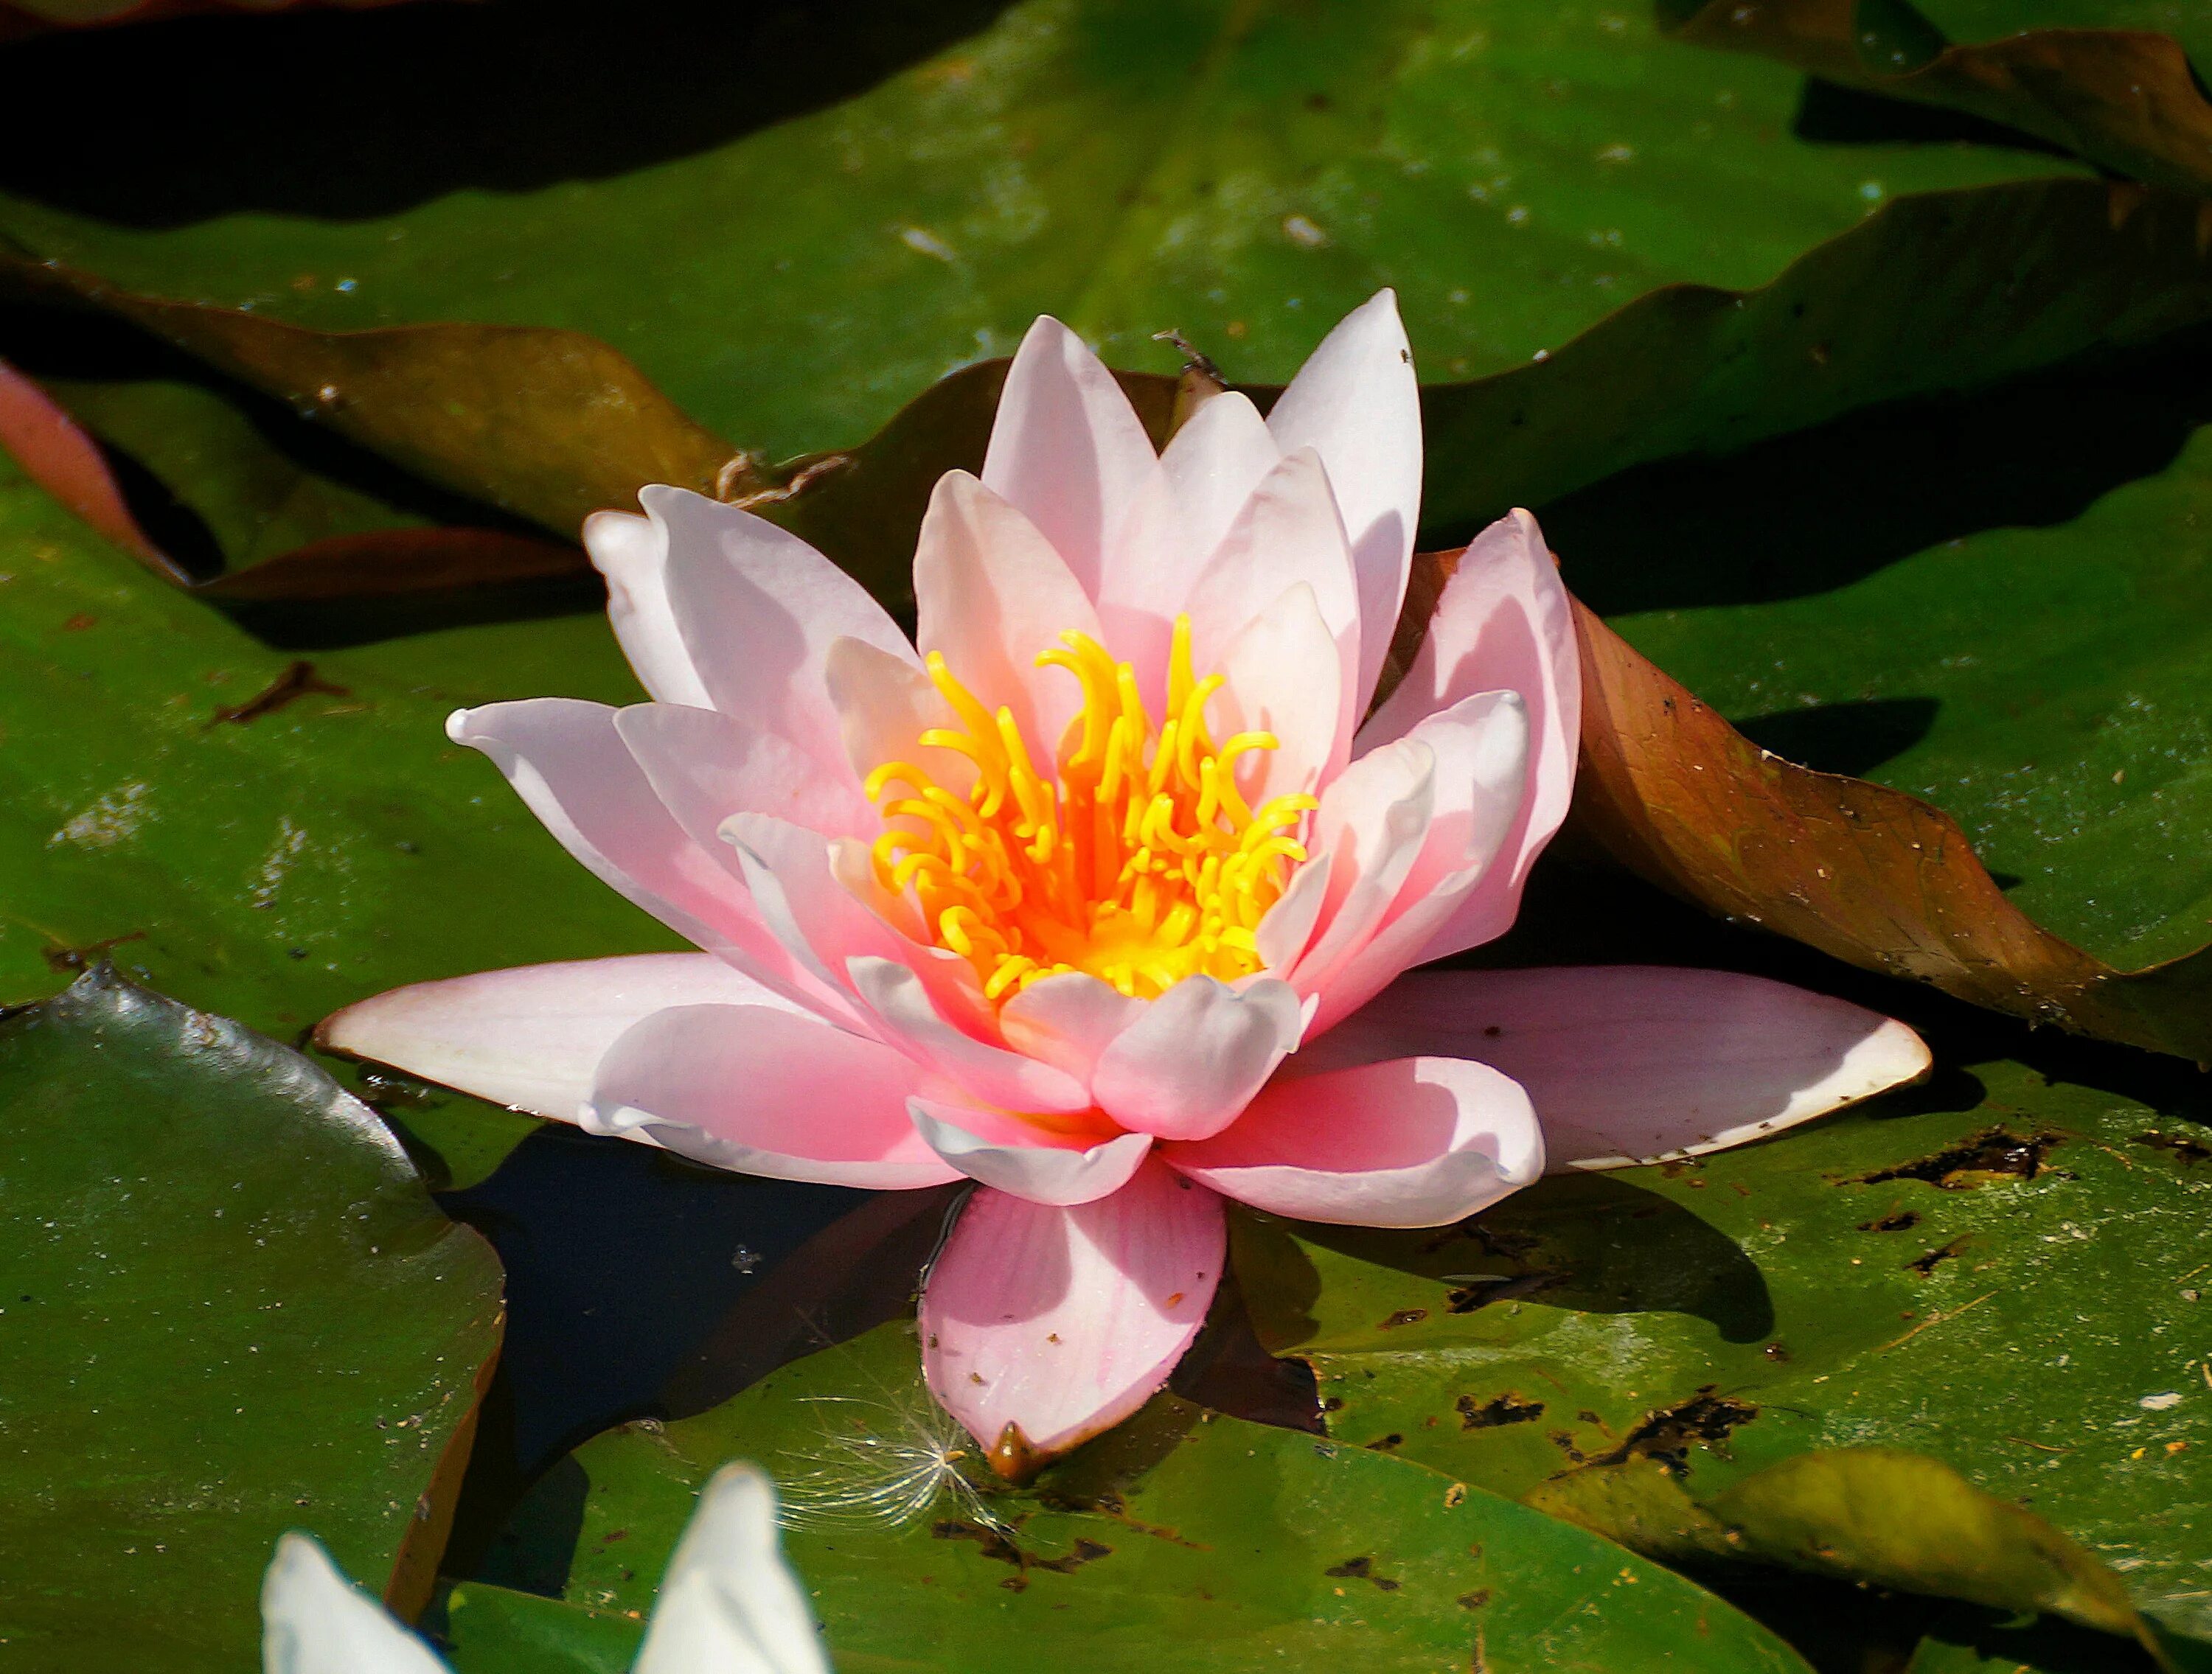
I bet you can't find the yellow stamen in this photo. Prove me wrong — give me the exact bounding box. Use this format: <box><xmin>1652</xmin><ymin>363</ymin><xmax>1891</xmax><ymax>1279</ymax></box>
<box><xmin>867</xmin><ymin>615</ymin><xmax>1315</xmax><ymax>1002</ymax></box>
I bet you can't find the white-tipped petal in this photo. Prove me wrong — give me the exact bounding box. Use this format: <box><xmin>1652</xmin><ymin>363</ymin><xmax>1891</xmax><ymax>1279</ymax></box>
<box><xmin>261</xmin><ymin>1534</ymin><xmax>448</xmax><ymax>1674</ymax></box>
<box><xmin>634</xmin><ymin>1463</ymin><xmax>831</xmax><ymax>1674</ymax></box>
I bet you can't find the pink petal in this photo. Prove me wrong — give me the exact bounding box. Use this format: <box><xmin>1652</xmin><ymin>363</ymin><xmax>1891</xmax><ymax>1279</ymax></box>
<box><xmin>1359</xmin><ymin>509</ymin><xmax>1578</xmax><ymax>961</ymax></box>
<box><xmin>822</xmin><ymin>635</ymin><xmax>972</xmax><ymax>795</ymax></box>
<box><xmin>615</xmin><ymin>702</ymin><xmax>872</xmax><ymax>848</ymax></box>
<box><xmin>908</xmin><ymin>1099</ymin><xmax>1152</xmax><ymax>1206</ymax></box>
<box><xmin>316</xmin><ymin>954</ymin><xmax>798</xmax><ymax>1123</ymax></box>
<box><xmin>921</xmin><ymin>1163</ymin><xmax>1224</xmax><ymax>1472</ymax></box>
<box><xmin>583</xmin><ymin>506</ymin><xmax>714</xmax><ymax>709</ymax></box>
<box><xmin>981</xmin><ymin>315</ymin><xmax>1161</xmax><ymax>603</ymax></box>
<box><xmin>587</xmin><ymin>1002</ymin><xmax>960</xmax><ymax>1188</ymax></box>
<box><xmin>1159</xmin><ymin>391</ymin><xmax>1281</xmax><ymax>581</ymax></box>
<box><xmin>1167</xmin><ymin>1055</ymin><xmax>1542</xmax><ymax>1227</ymax></box>
<box><xmin>1305</xmin><ymin>966</ymin><xmax>1933</xmax><ymax>1169</ymax></box>
<box><xmin>0</xmin><ymin>358</ymin><xmax>161</xmax><ymax>565</ymax></box>
<box><xmin>1288</xmin><ymin>733</ymin><xmax>1437</xmax><ymax>997</ymax></box>
<box><xmin>1214</xmin><ymin>582</ymin><xmax>1345</xmax><ymax>806</ymax></box>
<box><xmin>448</xmin><ymin>700</ymin><xmax>824</xmax><ymax>1000</ymax></box>
<box><xmin>997</xmin><ymin>972</ymin><xmax>1146</xmax><ymax>1085</ymax></box>
<box><xmin>1184</xmin><ymin>450</ymin><xmax>1360</xmax><ymax>755</ymax></box>
<box><xmin>647</xmin><ymin>485</ymin><xmax>917</xmax><ymax>770</ymax></box>
<box><xmin>1253</xmin><ymin>854</ymin><xmax>1332</xmax><ymax>972</ymax></box>
<box><xmin>1090</xmin><ymin>976</ymin><xmax>1303</xmax><ymax>1141</ymax></box>
<box><xmin>720</xmin><ymin>811</ymin><xmax>978</xmax><ymax>1023</ymax></box>
<box><xmin>913</xmin><ymin>470</ymin><xmax>1104</xmax><ymax>754</ymax></box>
<box><xmin>1265</xmin><ymin>290</ymin><xmax>1421</xmax><ymax>711</ymax></box>
<box><xmin>846</xmin><ymin>955</ymin><xmax>1092</xmax><ymax>1115</ymax></box>
<box><xmin>1301</xmin><ymin>689</ymin><xmax>1530</xmax><ymax>1031</ymax></box>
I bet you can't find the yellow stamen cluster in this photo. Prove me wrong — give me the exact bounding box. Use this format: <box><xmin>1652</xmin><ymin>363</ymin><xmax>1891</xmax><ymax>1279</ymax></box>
<box><xmin>866</xmin><ymin>617</ymin><xmax>1315</xmax><ymax>1002</ymax></box>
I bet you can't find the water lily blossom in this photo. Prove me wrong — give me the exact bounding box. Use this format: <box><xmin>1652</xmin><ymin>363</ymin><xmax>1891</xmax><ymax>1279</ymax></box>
<box><xmin>321</xmin><ymin>292</ymin><xmax>1930</xmax><ymax>1476</ymax></box>
<box><xmin>260</xmin><ymin>1462</ymin><xmax>826</xmax><ymax>1673</ymax></box>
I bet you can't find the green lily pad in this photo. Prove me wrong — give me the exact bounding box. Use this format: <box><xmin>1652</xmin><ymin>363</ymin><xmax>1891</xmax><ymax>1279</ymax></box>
<box><xmin>512</xmin><ymin>1321</ymin><xmax>1811</xmax><ymax>1674</ymax></box>
<box><xmin>0</xmin><ymin>0</ymin><xmax>2075</xmax><ymax>467</ymax></box>
<box><xmin>438</xmin><ymin>1582</ymin><xmax>641</xmax><ymax>1674</ymax></box>
<box><xmin>0</xmin><ymin>966</ymin><xmax>504</xmax><ymax>1667</ymax></box>
<box><xmin>0</xmin><ymin>439</ymin><xmax>674</xmax><ymax>1182</ymax></box>
<box><xmin>1234</xmin><ymin>1042</ymin><xmax>2212</xmax><ymax>1641</ymax></box>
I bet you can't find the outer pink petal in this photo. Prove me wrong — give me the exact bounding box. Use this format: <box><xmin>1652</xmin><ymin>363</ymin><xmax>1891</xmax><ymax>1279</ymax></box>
<box><xmin>1288</xmin><ymin>733</ymin><xmax>1436</xmax><ymax>997</ymax></box>
<box><xmin>447</xmin><ymin>700</ymin><xmax>821</xmax><ymax>1000</ymax></box>
<box><xmin>908</xmin><ymin>1099</ymin><xmax>1152</xmax><ymax>1207</ymax></box>
<box><xmin>586</xmin><ymin>1003</ymin><xmax>961</xmax><ymax>1188</ymax></box>
<box><xmin>614</xmin><ymin>703</ymin><xmax>872</xmax><ymax>848</ymax></box>
<box><xmin>1158</xmin><ymin>391</ymin><xmax>1281</xmax><ymax>582</ymax></box>
<box><xmin>846</xmin><ymin>955</ymin><xmax>1091</xmax><ymax>1115</ymax></box>
<box><xmin>1265</xmin><ymin>290</ymin><xmax>1421</xmax><ymax>711</ymax></box>
<box><xmin>316</xmin><ymin>954</ymin><xmax>802</xmax><ymax>1123</ymax></box>
<box><xmin>647</xmin><ymin>485</ymin><xmax>917</xmax><ymax>769</ymax></box>
<box><xmin>1184</xmin><ymin>450</ymin><xmax>1360</xmax><ymax>767</ymax></box>
<box><xmin>1304</xmin><ymin>966</ymin><xmax>1933</xmax><ymax>1169</ymax></box>
<box><xmin>1214</xmin><ymin>582</ymin><xmax>1344</xmax><ymax>806</ymax></box>
<box><xmin>1166</xmin><ymin>1055</ymin><xmax>1542</xmax><ymax>1227</ymax></box>
<box><xmin>913</xmin><ymin>470</ymin><xmax>1103</xmax><ymax>754</ymax></box>
<box><xmin>1359</xmin><ymin>509</ymin><xmax>1577</xmax><ymax>960</ymax></box>
<box><xmin>981</xmin><ymin>315</ymin><xmax>1161</xmax><ymax>604</ymax></box>
<box><xmin>583</xmin><ymin>506</ymin><xmax>714</xmax><ymax>709</ymax></box>
<box><xmin>921</xmin><ymin>1162</ymin><xmax>1224</xmax><ymax>1470</ymax></box>
<box><xmin>1090</xmin><ymin>976</ymin><xmax>1304</xmax><ymax>1141</ymax></box>
<box><xmin>996</xmin><ymin>972</ymin><xmax>1146</xmax><ymax>1086</ymax></box>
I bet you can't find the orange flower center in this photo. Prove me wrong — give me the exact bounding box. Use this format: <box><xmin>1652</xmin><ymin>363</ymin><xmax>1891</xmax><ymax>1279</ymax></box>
<box><xmin>865</xmin><ymin>616</ymin><xmax>1315</xmax><ymax>1002</ymax></box>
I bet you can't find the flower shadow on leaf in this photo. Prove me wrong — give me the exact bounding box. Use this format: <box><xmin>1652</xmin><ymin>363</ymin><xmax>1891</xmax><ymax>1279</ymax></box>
<box><xmin>1233</xmin><ymin>1169</ymin><xmax>1777</xmax><ymax>1353</ymax></box>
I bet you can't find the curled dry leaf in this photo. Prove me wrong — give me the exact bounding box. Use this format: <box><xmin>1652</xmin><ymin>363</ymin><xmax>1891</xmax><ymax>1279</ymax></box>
<box><xmin>1392</xmin><ymin>542</ymin><xmax>2212</xmax><ymax>1061</ymax></box>
<box><xmin>1668</xmin><ymin>0</ymin><xmax>2212</xmax><ymax>200</ymax></box>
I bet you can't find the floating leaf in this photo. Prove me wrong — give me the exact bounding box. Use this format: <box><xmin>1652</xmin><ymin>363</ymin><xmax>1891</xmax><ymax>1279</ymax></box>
<box><xmin>1234</xmin><ymin>1039</ymin><xmax>2212</xmax><ymax>1641</ymax></box>
<box><xmin>484</xmin><ymin>1322</ymin><xmax>1812</xmax><ymax>1674</ymax></box>
<box><xmin>0</xmin><ymin>967</ymin><xmax>503</xmax><ymax>1667</ymax></box>
<box><xmin>1531</xmin><ymin>1450</ymin><xmax>2157</xmax><ymax>1650</ymax></box>
<box><xmin>1668</xmin><ymin>0</ymin><xmax>2212</xmax><ymax>199</ymax></box>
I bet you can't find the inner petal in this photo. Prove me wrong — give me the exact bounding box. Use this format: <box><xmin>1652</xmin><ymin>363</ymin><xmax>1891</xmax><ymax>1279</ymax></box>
<box><xmin>863</xmin><ymin>615</ymin><xmax>1318</xmax><ymax>1003</ymax></box>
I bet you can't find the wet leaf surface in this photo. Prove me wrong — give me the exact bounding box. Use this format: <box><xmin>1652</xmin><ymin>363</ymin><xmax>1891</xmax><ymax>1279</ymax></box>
<box><xmin>0</xmin><ymin>967</ymin><xmax>503</xmax><ymax>1667</ymax></box>
<box><xmin>487</xmin><ymin>1322</ymin><xmax>1812</xmax><ymax>1674</ymax></box>
<box><xmin>1234</xmin><ymin>1022</ymin><xmax>2212</xmax><ymax>1642</ymax></box>
<box><xmin>0</xmin><ymin>441</ymin><xmax>678</xmax><ymax>1184</ymax></box>
<box><xmin>1668</xmin><ymin>0</ymin><xmax>2212</xmax><ymax>198</ymax></box>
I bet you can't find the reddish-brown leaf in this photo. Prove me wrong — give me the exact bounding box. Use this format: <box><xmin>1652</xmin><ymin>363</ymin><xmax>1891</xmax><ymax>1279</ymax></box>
<box><xmin>1671</xmin><ymin>0</ymin><xmax>2212</xmax><ymax>200</ymax></box>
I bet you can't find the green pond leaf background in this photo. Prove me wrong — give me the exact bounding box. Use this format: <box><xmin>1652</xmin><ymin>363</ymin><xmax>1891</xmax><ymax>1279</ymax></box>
<box><xmin>3</xmin><ymin>1</ymin><xmax>2212</xmax><ymax>1670</ymax></box>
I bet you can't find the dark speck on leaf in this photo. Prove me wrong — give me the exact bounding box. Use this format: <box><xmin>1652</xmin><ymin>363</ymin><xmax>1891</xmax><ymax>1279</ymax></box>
<box><xmin>1377</xmin><ymin>1308</ymin><xmax>1427</xmax><ymax>1329</ymax></box>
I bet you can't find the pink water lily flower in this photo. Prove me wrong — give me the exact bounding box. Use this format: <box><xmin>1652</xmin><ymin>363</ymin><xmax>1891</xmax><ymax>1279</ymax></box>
<box><xmin>321</xmin><ymin>293</ymin><xmax>1930</xmax><ymax>1477</ymax></box>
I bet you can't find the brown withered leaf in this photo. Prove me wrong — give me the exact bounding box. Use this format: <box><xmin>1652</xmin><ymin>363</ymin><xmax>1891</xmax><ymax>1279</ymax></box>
<box><xmin>0</xmin><ymin>251</ymin><xmax>742</xmax><ymax>557</ymax></box>
<box><xmin>1669</xmin><ymin>0</ymin><xmax>2212</xmax><ymax>200</ymax></box>
<box><xmin>1449</xmin><ymin>551</ymin><xmax>2212</xmax><ymax>1061</ymax></box>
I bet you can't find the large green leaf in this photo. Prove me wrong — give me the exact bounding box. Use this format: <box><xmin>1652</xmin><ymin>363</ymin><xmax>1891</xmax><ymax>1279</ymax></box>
<box><xmin>0</xmin><ymin>0</ymin><xmax>2075</xmax><ymax>467</ymax></box>
<box><xmin>501</xmin><ymin>1321</ymin><xmax>1812</xmax><ymax>1674</ymax></box>
<box><xmin>1235</xmin><ymin>1033</ymin><xmax>2212</xmax><ymax>1642</ymax></box>
<box><xmin>0</xmin><ymin>438</ymin><xmax>672</xmax><ymax>1182</ymax></box>
<box><xmin>0</xmin><ymin>967</ymin><xmax>503</xmax><ymax>1667</ymax></box>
